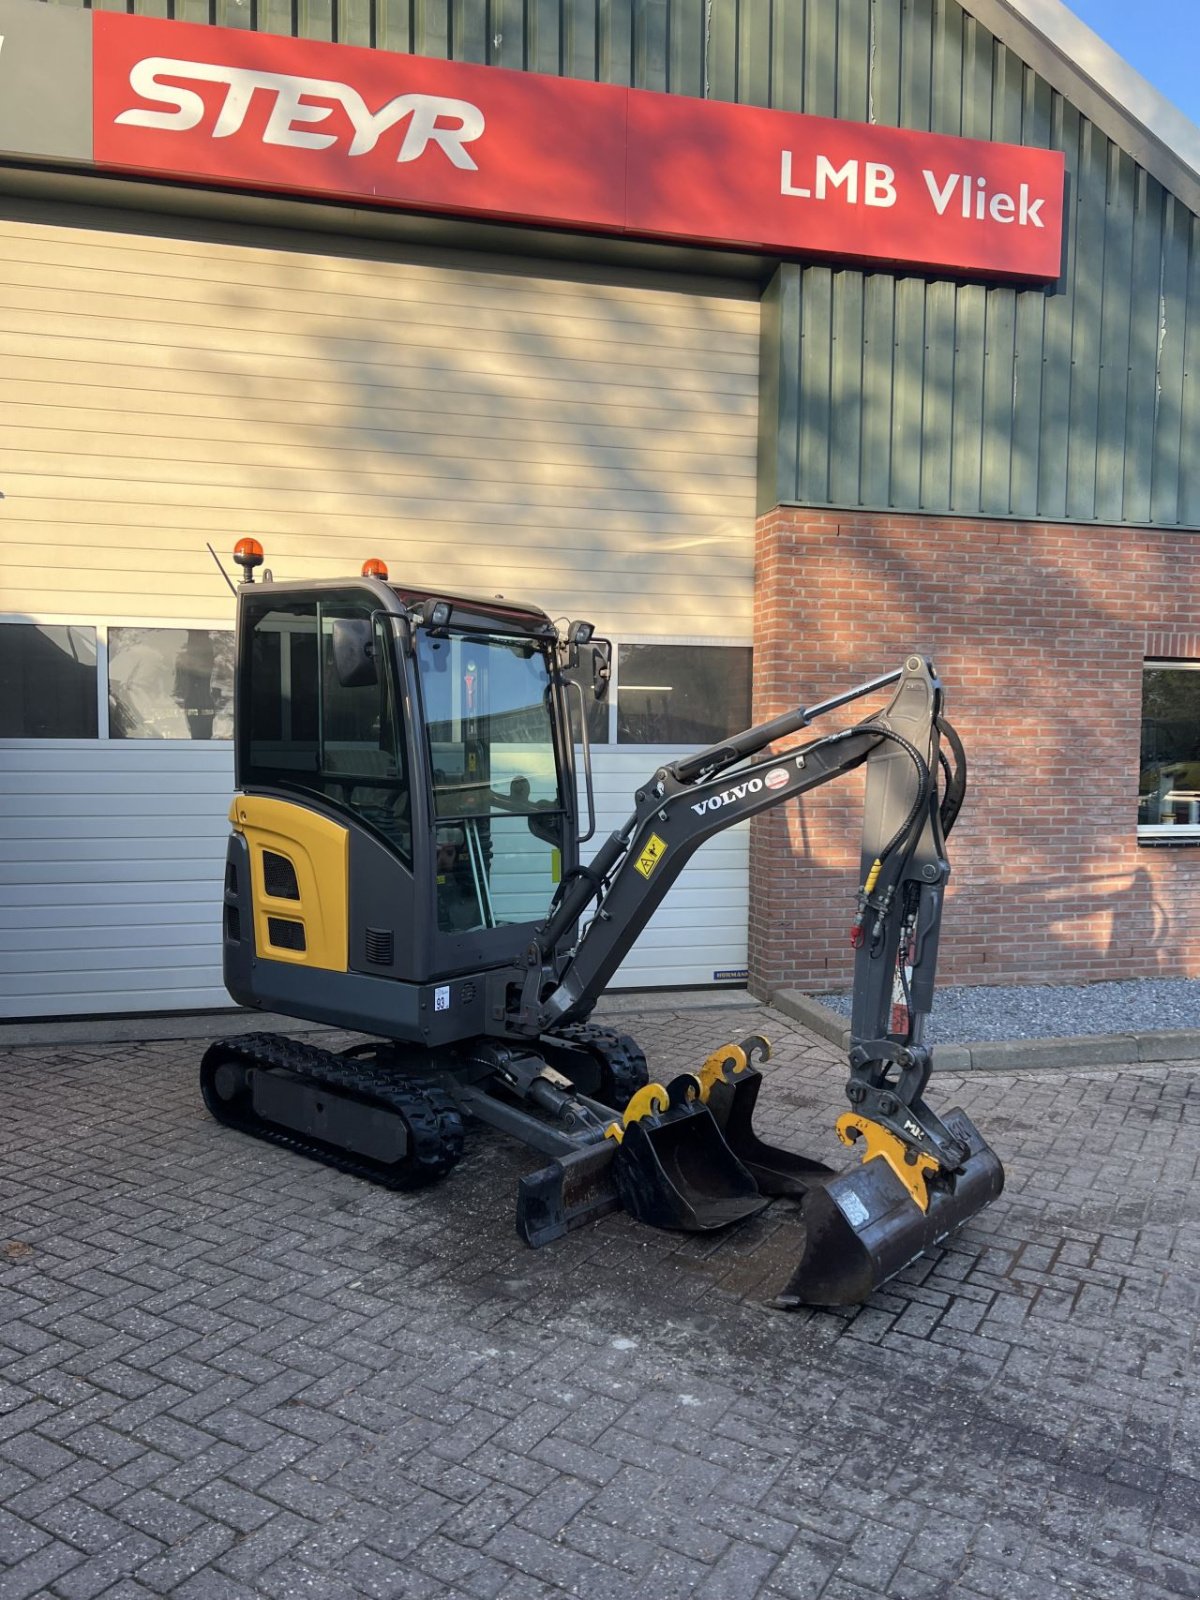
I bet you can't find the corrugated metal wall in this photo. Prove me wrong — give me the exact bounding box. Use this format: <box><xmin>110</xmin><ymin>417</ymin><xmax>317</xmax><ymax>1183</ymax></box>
<box><xmin>759</xmin><ymin>27</ymin><xmax>1200</xmax><ymax>528</ymax></box>
<box><xmin>49</xmin><ymin>0</ymin><xmax>1200</xmax><ymax>525</ymax></box>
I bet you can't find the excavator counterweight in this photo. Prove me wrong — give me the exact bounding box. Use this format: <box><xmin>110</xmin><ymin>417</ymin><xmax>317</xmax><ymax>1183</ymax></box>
<box><xmin>204</xmin><ymin>549</ymin><xmax>1004</xmax><ymax>1307</ymax></box>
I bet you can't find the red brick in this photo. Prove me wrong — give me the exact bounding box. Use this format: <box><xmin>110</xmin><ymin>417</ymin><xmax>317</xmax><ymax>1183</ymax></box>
<box><xmin>748</xmin><ymin>507</ymin><xmax>1200</xmax><ymax>993</ymax></box>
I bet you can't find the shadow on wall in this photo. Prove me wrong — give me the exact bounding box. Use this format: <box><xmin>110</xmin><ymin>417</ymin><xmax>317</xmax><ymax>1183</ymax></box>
<box><xmin>192</xmin><ymin>230</ymin><xmax>760</xmax><ymax>639</ymax></box>
<box><xmin>750</xmin><ymin>512</ymin><xmax>1197</xmax><ymax>987</ymax></box>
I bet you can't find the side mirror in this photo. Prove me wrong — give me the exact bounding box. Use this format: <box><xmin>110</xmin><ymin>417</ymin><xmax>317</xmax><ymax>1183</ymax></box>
<box><xmin>588</xmin><ymin>639</ymin><xmax>612</xmax><ymax>702</ymax></box>
<box><xmin>331</xmin><ymin>618</ymin><xmax>376</xmax><ymax>688</ymax></box>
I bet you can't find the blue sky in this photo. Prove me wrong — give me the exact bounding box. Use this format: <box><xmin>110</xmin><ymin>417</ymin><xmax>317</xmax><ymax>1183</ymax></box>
<box><xmin>1064</xmin><ymin>1</ymin><xmax>1200</xmax><ymax>128</ymax></box>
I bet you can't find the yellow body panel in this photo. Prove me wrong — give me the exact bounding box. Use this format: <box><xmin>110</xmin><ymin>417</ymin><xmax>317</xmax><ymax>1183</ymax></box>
<box><xmin>230</xmin><ymin>796</ymin><xmax>349</xmax><ymax>972</ymax></box>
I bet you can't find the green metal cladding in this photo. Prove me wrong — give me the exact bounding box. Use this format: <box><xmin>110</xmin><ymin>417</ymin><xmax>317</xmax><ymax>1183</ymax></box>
<box><xmin>60</xmin><ymin>0</ymin><xmax>1200</xmax><ymax>528</ymax></box>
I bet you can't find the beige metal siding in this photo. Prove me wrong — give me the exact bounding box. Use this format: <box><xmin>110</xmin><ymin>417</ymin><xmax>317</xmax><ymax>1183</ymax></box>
<box><xmin>0</xmin><ymin>204</ymin><xmax>760</xmax><ymax>1016</ymax></box>
<box><xmin>0</xmin><ymin>209</ymin><xmax>759</xmax><ymax>633</ymax></box>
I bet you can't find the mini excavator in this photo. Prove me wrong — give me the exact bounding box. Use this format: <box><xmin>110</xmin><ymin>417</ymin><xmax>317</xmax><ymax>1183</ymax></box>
<box><xmin>202</xmin><ymin>540</ymin><xmax>1003</xmax><ymax>1306</ymax></box>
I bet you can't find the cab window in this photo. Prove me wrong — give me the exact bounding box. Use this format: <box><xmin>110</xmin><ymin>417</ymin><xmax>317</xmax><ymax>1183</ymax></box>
<box><xmin>239</xmin><ymin>596</ymin><xmax>411</xmax><ymax>864</ymax></box>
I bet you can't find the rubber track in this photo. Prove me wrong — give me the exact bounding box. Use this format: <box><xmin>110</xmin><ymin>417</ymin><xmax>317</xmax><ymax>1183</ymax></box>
<box><xmin>200</xmin><ymin>1032</ymin><xmax>464</xmax><ymax>1190</ymax></box>
<box><xmin>549</xmin><ymin>1023</ymin><xmax>649</xmax><ymax>1110</ymax></box>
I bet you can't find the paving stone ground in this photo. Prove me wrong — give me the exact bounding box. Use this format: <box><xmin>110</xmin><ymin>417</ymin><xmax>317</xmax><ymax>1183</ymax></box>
<box><xmin>1</xmin><ymin>999</ymin><xmax>1198</xmax><ymax>1600</ymax></box>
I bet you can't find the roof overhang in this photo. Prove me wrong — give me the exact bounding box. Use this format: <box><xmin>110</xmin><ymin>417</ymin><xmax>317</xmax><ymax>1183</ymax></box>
<box><xmin>966</xmin><ymin>0</ymin><xmax>1200</xmax><ymax>215</ymax></box>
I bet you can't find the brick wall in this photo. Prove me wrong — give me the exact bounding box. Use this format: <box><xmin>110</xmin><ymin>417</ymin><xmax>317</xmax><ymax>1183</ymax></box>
<box><xmin>749</xmin><ymin>509</ymin><xmax>1200</xmax><ymax>995</ymax></box>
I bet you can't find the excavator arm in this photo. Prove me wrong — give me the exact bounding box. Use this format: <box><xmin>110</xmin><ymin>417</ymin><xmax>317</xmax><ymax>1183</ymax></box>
<box><xmin>519</xmin><ymin>655</ymin><xmax>968</xmax><ymax>1173</ymax></box>
<box><xmin>508</xmin><ymin>653</ymin><xmax>1001</xmax><ymax>1304</ymax></box>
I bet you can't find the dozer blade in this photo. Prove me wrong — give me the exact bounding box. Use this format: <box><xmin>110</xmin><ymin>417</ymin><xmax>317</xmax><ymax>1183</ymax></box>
<box><xmin>774</xmin><ymin>1108</ymin><xmax>1004</xmax><ymax>1308</ymax></box>
<box><xmin>516</xmin><ymin>1141</ymin><xmax>622</xmax><ymax>1247</ymax></box>
<box><xmin>612</xmin><ymin>1101</ymin><xmax>769</xmax><ymax>1232</ymax></box>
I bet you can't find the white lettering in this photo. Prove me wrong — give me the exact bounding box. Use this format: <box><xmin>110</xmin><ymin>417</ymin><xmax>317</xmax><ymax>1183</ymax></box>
<box><xmin>115</xmin><ymin>57</ymin><xmax>486</xmax><ymax>169</ymax></box>
<box><xmin>395</xmin><ymin>96</ymin><xmax>485</xmax><ymax>167</ymax></box>
<box><xmin>690</xmin><ymin>777</ymin><xmax>765</xmax><ymax>817</ymax></box>
<box><xmin>262</xmin><ymin>79</ymin><xmax>338</xmax><ymax>149</ymax></box>
<box><xmin>116</xmin><ymin>56</ymin><xmax>208</xmax><ymax>131</ymax></box>
<box><xmin>864</xmin><ymin>162</ymin><xmax>896</xmax><ymax>208</ymax></box>
<box><xmin>923</xmin><ymin>169</ymin><xmax>959</xmax><ymax>215</ymax></box>
<box><xmin>780</xmin><ymin>150</ymin><xmax>811</xmax><ymax>198</ymax></box>
<box><xmin>922</xmin><ymin>167</ymin><xmax>1044</xmax><ymax>228</ymax></box>
<box><xmin>1019</xmin><ymin>183</ymin><xmax>1045</xmax><ymax>227</ymax></box>
<box><xmin>815</xmin><ymin>155</ymin><xmax>857</xmax><ymax>203</ymax></box>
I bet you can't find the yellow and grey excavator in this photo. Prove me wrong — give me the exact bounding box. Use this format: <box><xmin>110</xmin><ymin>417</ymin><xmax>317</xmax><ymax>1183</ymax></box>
<box><xmin>201</xmin><ymin>539</ymin><xmax>1003</xmax><ymax>1306</ymax></box>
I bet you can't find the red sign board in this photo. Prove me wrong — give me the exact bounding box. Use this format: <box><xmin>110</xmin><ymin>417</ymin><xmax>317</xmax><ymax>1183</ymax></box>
<box><xmin>93</xmin><ymin>13</ymin><xmax>1065</xmax><ymax>280</ymax></box>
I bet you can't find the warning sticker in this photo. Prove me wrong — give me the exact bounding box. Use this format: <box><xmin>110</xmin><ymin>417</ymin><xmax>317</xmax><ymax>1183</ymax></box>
<box><xmin>634</xmin><ymin>833</ymin><xmax>668</xmax><ymax>879</ymax></box>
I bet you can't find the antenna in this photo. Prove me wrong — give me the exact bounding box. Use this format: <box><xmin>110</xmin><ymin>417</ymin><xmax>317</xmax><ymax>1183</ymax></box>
<box><xmin>206</xmin><ymin>542</ymin><xmax>238</xmax><ymax>597</ymax></box>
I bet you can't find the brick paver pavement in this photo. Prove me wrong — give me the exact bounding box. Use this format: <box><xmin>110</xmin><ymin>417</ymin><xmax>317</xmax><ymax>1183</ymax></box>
<box><xmin>1</xmin><ymin>1000</ymin><xmax>1198</xmax><ymax>1600</ymax></box>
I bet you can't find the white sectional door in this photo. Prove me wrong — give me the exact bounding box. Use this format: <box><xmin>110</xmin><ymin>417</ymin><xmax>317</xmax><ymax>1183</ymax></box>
<box><xmin>0</xmin><ymin>203</ymin><xmax>759</xmax><ymax>1017</ymax></box>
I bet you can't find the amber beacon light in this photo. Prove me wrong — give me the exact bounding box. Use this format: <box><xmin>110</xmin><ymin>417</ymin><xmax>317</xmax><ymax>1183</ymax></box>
<box><xmin>233</xmin><ymin>537</ymin><xmax>265</xmax><ymax>583</ymax></box>
<box><xmin>362</xmin><ymin>557</ymin><xmax>389</xmax><ymax>579</ymax></box>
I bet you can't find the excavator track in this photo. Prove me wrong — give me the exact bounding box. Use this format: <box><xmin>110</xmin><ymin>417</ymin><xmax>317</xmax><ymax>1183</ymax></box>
<box><xmin>200</xmin><ymin>1033</ymin><xmax>464</xmax><ymax>1190</ymax></box>
<box><xmin>546</xmin><ymin>1023</ymin><xmax>649</xmax><ymax>1110</ymax></box>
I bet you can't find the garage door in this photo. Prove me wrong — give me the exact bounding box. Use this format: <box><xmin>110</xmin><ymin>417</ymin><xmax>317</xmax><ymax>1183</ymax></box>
<box><xmin>0</xmin><ymin>201</ymin><xmax>760</xmax><ymax>1017</ymax></box>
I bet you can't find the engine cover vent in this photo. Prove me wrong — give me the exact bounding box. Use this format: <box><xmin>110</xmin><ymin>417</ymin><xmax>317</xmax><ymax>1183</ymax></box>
<box><xmin>267</xmin><ymin>917</ymin><xmax>306</xmax><ymax>951</ymax></box>
<box><xmin>365</xmin><ymin>927</ymin><xmax>394</xmax><ymax>965</ymax></box>
<box><xmin>460</xmin><ymin>981</ymin><xmax>477</xmax><ymax>1003</ymax></box>
<box><xmin>262</xmin><ymin>851</ymin><xmax>300</xmax><ymax>900</ymax></box>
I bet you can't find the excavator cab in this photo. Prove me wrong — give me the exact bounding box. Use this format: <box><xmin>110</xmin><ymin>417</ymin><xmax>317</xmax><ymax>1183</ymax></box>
<box><xmin>205</xmin><ymin>549</ymin><xmax>1004</xmax><ymax>1308</ymax></box>
<box><xmin>222</xmin><ymin>574</ymin><xmax>598</xmax><ymax>1036</ymax></box>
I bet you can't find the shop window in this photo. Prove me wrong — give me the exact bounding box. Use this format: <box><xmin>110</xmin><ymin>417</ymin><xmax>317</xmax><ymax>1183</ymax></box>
<box><xmin>616</xmin><ymin>644</ymin><xmax>752</xmax><ymax>745</ymax></box>
<box><xmin>109</xmin><ymin>628</ymin><xmax>235</xmax><ymax>739</ymax></box>
<box><xmin>1138</xmin><ymin>661</ymin><xmax>1200</xmax><ymax>837</ymax></box>
<box><xmin>0</xmin><ymin>624</ymin><xmax>98</xmax><ymax>738</ymax></box>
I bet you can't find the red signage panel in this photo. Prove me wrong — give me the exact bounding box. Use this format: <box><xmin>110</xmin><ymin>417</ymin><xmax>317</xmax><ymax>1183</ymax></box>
<box><xmin>92</xmin><ymin>12</ymin><xmax>1065</xmax><ymax>280</ymax></box>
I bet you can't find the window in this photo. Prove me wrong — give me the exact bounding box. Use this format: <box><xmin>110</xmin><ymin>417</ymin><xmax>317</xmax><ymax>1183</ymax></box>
<box><xmin>1139</xmin><ymin>661</ymin><xmax>1200</xmax><ymax>838</ymax></box>
<box><xmin>0</xmin><ymin>624</ymin><xmax>98</xmax><ymax>738</ymax></box>
<box><xmin>109</xmin><ymin>628</ymin><xmax>234</xmax><ymax>739</ymax></box>
<box><xmin>616</xmin><ymin>644</ymin><xmax>752</xmax><ymax>745</ymax></box>
<box><xmin>415</xmin><ymin>628</ymin><xmax>566</xmax><ymax>928</ymax></box>
<box><xmin>240</xmin><ymin>597</ymin><xmax>411</xmax><ymax>863</ymax></box>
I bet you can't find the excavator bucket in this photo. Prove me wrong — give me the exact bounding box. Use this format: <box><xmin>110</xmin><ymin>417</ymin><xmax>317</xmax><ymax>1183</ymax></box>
<box><xmin>701</xmin><ymin>1039</ymin><xmax>837</xmax><ymax>1198</ymax></box>
<box><xmin>776</xmin><ymin>1108</ymin><xmax>1004</xmax><ymax>1306</ymax></box>
<box><xmin>515</xmin><ymin>1042</ymin><xmax>1002</xmax><ymax>1303</ymax></box>
<box><xmin>611</xmin><ymin>1100</ymin><xmax>769</xmax><ymax>1231</ymax></box>
<box><xmin>514</xmin><ymin>1084</ymin><xmax>768</xmax><ymax>1246</ymax></box>
<box><xmin>688</xmin><ymin>1038</ymin><xmax>1004</xmax><ymax>1306</ymax></box>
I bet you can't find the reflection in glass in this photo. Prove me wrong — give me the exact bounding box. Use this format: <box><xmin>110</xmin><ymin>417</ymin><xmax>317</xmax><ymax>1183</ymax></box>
<box><xmin>109</xmin><ymin>628</ymin><xmax>235</xmax><ymax>740</ymax></box>
<box><xmin>0</xmin><ymin>624</ymin><xmax>98</xmax><ymax>738</ymax></box>
<box><xmin>416</xmin><ymin>629</ymin><xmax>565</xmax><ymax>928</ymax></box>
<box><xmin>617</xmin><ymin>643</ymin><xmax>752</xmax><ymax>745</ymax></box>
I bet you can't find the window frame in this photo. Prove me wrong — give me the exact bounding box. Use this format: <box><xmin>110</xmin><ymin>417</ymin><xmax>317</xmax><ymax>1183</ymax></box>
<box><xmin>610</xmin><ymin>635</ymin><xmax>754</xmax><ymax>749</ymax></box>
<box><xmin>0</xmin><ymin>612</ymin><xmax>238</xmax><ymax>745</ymax></box>
<box><xmin>1138</xmin><ymin>657</ymin><xmax>1200</xmax><ymax>845</ymax></box>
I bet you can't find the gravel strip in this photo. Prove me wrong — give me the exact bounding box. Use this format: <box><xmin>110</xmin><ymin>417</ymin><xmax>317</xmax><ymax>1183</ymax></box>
<box><xmin>814</xmin><ymin>978</ymin><xmax>1200</xmax><ymax>1042</ymax></box>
